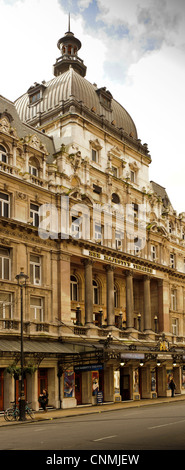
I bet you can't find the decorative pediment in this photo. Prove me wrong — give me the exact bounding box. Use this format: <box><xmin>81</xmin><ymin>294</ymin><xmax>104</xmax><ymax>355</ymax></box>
<box><xmin>89</xmin><ymin>138</ymin><xmax>102</xmax><ymax>151</ymax></box>
<box><xmin>0</xmin><ymin>116</ymin><xmax>18</xmax><ymax>138</ymax></box>
<box><xmin>129</xmin><ymin>161</ymin><xmax>139</xmax><ymax>171</ymax></box>
<box><xmin>68</xmin><ymin>151</ymin><xmax>82</xmax><ymax>172</ymax></box>
<box><xmin>108</xmin><ymin>145</ymin><xmax>122</xmax><ymax>160</ymax></box>
<box><xmin>25</xmin><ymin>134</ymin><xmax>47</xmax><ymax>153</ymax></box>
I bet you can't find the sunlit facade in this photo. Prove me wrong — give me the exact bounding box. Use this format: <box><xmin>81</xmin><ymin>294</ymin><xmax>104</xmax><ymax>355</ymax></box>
<box><xmin>0</xmin><ymin>22</ymin><xmax>185</xmax><ymax>410</ymax></box>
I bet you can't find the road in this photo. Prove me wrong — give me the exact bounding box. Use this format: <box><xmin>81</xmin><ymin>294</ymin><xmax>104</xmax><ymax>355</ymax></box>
<box><xmin>1</xmin><ymin>401</ymin><xmax>185</xmax><ymax>451</ymax></box>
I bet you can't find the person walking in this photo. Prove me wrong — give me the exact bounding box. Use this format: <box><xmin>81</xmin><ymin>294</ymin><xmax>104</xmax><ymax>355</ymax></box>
<box><xmin>169</xmin><ymin>378</ymin><xmax>176</xmax><ymax>397</ymax></box>
<box><xmin>38</xmin><ymin>389</ymin><xmax>48</xmax><ymax>411</ymax></box>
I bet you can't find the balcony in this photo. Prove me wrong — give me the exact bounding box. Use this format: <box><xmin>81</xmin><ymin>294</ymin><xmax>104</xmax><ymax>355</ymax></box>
<box><xmin>0</xmin><ymin>319</ymin><xmax>19</xmax><ymax>331</ymax></box>
<box><xmin>0</xmin><ymin>161</ymin><xmax>13</xmax><ymax>174</ymax></box>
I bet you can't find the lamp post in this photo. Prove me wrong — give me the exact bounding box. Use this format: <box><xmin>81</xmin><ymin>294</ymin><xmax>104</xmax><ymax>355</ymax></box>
<box><xmin>76</xmin><ymin>304</ymin><xmax>81</xmax><ymax>326</ymax></box>
<box><xmin>137</xmin><ymin>313</ymin><xmax>141</xmax><ymax>331</ymax></box>
<box><xmin>15</xmin><ymin>269</ymin><xmax>28</xmax><ymax>421</ymax></box>
<box><xmin>98</xmin><ymin>308</ymin><xmax>103</xmax><ymax>328</ymax></box>
<box><xmin>154</xmin><ymin>315</ymin><xmax>158</xmax><ymax>334</ymax></box>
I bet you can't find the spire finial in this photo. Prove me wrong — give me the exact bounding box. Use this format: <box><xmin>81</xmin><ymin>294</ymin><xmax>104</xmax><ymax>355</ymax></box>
<box><xmin>68</xmin><ymin>12</ymin><xmax>71</xmax><ymax>32</ymax></box>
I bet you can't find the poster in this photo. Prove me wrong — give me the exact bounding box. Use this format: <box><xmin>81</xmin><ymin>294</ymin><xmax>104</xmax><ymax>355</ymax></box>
<box><xmin>64</xmin><ymin>370</ymin><xmax>75</xmax><ymax>398</ymax></box>
<box><xmin>151</xmin><ymin>371</ymin><xmax>156</xmax><ymax>391</ymax></box>
<box><xmin>92</xmin><ymin>371</ymin><xmax>99</xmax><ymax>395</ymax></box>
<box><xmin>167</xmin><ymin>369</ymin><xmax>173</xmax><ymax>390</ymax></box>
<box><xmin>114</xmin><ymin>370</ymin><xmax>120</xmax><ymax>395</ymax></box>
<box><xmin>133</xmin><ymin>369</ymin><xmax>139</xmax><ymax>394</ymax></box>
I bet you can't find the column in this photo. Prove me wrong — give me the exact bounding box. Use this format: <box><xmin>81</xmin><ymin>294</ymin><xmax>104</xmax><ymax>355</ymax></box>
<box><xmin>143</xmin><ymin>275</ymin><xmax>152</xmax><ymax>331</ymax></box>
<box><xmin>58</xmin><ymin>252</ymin><xmax>71</xmax><ymax>323</ymax></box>
<box><xmin>126</xmin><ymin>271</ymin><xmax>134</xmax><ymax>329</ymax></box>
<box><xmin>84</xmin><ymin>259</ymin><xmax>93</xmax><ymax>325</ymax></box>
<box><xmin>106</xmin><ymin>265</ymin><xmax>114</xmax><ymax>327</ymax></box>
<box><xmin>158</xmin><ymin>279</ymin><xmax>170</xmax><ymax>333</ymax></box>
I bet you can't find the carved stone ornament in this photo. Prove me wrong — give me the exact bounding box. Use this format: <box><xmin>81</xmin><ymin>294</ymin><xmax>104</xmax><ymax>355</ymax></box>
<box><xmin>0</xmin><ymin>117</ymin><xmax>10</xmax><ymax>134</ymax></box>
<box><xmin>16</xmin><ymin>192</ymin><xmax>27</xmax><ymax>200</ymax></box>
<box><xmin>0</xmin><ymin>238</ymin><xmax>11</xmax><ymax>245</ymax></box>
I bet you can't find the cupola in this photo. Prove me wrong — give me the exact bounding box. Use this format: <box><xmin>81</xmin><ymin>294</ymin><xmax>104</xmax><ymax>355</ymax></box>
<box><xmin>53</xmin><ymin>14</ymin><xmax>87</xmax><ymax>77</ymax></box>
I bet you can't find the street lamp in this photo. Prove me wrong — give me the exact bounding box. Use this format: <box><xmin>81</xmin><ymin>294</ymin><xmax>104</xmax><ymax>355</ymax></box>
<box><xmin>15</xmin><ymin>269</ymin><xmax>29</xmax><ymax>421</ymax></box>
<box><xmin>76</xmin><ymin>304</ymin><xmax>81</xmax><ymax>326</ymax></box>
<box><xmin>154</xmin><ymin>315</ymin><xmax>158</xmax><ymax>333</ymax></box>
<box><xmin>137</xmin><ymin>313</ymin><xmax>141</xmax><ymax>331</ymax></box>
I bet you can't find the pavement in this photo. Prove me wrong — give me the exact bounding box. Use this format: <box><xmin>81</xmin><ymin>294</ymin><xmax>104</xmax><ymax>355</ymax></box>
<box><xmin>1</xmin><ymin>394</ymin><xmax>185</xmax><ymax>427</ymax></box>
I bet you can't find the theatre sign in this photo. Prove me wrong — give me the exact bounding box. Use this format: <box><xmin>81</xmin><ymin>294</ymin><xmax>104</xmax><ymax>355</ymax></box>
<box><xmin>82</xmin><ymin>249</ymin><xmax>156</xmax><ymax>275</ymax></box>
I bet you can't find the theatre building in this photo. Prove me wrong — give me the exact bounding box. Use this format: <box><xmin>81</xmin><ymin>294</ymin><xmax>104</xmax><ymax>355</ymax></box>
<box><xmin>0</xmin><ymin>21</ymin><xmax>185</xmax><ymax>410</ymax></box>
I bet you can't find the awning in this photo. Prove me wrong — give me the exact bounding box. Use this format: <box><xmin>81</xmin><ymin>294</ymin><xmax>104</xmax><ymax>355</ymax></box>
<box><xmin>0</xmin><ymin>339</ymin><xmax>75</xmax><ymax>355</ymax></box>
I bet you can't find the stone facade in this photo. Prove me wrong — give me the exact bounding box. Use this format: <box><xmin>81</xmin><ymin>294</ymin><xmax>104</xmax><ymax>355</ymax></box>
<box><xmin>0</xmin><ymin>23</ymin><xmax>185</xmax><ymax>411</ymax></box>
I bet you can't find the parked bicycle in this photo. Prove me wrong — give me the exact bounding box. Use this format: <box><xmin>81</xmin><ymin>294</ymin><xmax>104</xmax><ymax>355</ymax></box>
<box><xmin>4</xmin><ymin>401</ymin><xmax>35</xmax><ymax>421</ymax></box>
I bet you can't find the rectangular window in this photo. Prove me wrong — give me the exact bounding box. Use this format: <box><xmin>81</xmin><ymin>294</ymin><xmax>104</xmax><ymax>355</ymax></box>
<box><xmin>30</xmin><ymin>296</ymin><xmax>44</xmax><ymax>322</ymax></box>
<box><xmin>0</xmin><ymin>248</ymin><xmax>11</xmax><ymax>280</ymax></box>
<box><xmin>112</xmin><ymin>166</ymin><xmax>118</xmax><ymax>178</ymax></box>
<box><xmin>29</xmin><ymin>165</ymin><xmax>38</xmax><ymax>177</ymax></box>
<box><xmin>30</xmin><ymin>92</ymin><xmax>41</xmax><ymax>104</ymax></box>
<box><xmin>151</xmin><ymin>245</ymin><xmax>156</xmax><ymax>261</ymax></box>
<box><xmin>30</xmin><ymin>203</ymin><xmax>39</xmax><ymax>227</ymax></box>
<box><xmin>0</xmin><ymin>192</ymin><xmax>10</xmax><ymax>218</ymax></box>
<box><xmin>0</xmin><ymin>292</ymin><xmax>13</xmax><ymax>319</ymax></box>
<box><xmin>130</xmin><ymin>171</ymin><xmax>135</xmax><ymax>183</ymax></box>
<box><xmin>170</xmin><ymin>253</ymin><xmax>175</xmax><ymax>269</ymax></box>
<box><xmin>93</xmin><ymin>184</ymin><xmax>102</xmax><ymax>194</ymax></box>
<box><xmin>171</xmin><ymin>290</ymin><xmax>177</xmax><ymax>311</ymax></box>
<box><xmin>95</xmin><ymin>223</ymin><xmax>101</xmax><ymax>240</ymax></box>
<box><xmin>71</xmin><ymin>216</ymin><xmax>80</xmax><ymax>238</ymax></box>
<box><xmin>92</xmin><ymin>149</ymin><xmax>97</xmax><ymax>162</ymax></box>
<box><xmin>115</xmin><ymin>231</ymin><xmax>122</xmax><ymax>250</ymax></box>
<box><xmin>172</xmin><ymin>318</ymin><xmax>178</xmax><ymax>336</ymax></box>
<box><xmin>30</xmin><ymin>255</ymin><xmax>41</xmax><ymax>285</ymax></box>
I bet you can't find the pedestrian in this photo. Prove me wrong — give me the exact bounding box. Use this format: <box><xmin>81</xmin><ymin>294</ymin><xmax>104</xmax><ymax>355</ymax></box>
<box><xmin>38</xmin><ymin>389</ymin><xmax>48</xmax><ymax>411</ymax></box>
<box><xmin>169</xmin><ymin>378</ymin><xmax>176</xmax><ymax>397</ymax></box>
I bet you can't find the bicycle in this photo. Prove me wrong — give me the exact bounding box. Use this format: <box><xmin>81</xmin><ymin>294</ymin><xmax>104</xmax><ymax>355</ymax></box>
<box><xmin>4</xmin><ymin>401</ymin><xmax>35</xmax><ymax>421</ymax></box>
<box><xmin>25</xmin><ymin>401</ymin><xmax>35</xmax><ymax>420</ymax></box>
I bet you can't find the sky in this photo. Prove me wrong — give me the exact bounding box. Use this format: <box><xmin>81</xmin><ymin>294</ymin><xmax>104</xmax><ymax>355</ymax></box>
<box><xmin>0</xmin><ymin>0</ymin><xmax>185</xmax><ymax>214</ymax></box>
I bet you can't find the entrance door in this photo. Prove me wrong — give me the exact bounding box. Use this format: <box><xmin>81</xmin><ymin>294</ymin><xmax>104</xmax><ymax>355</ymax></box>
<box><xmin>0</xmin><ymin>370</ymin><xmax>4</xmax><ymax>410</ymax></box>
<box><xmin>120</xmin><ymin>372</ymin><xmax>130</xmax><ymax>401</ymax></box>
<box><xmin>75</xmin><ymin>372</ymin><xmax>82</xmax><ymax>405</ymax></box>
<box><xmin>38</xmin><ymin>368</ymin><xmax>48</xmax><ymax>397</ymax></box>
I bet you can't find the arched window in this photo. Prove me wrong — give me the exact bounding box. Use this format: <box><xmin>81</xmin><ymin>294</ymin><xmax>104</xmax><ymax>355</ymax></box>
<box><xmin>70</xmin><ymin>275</ymin><xmax>78</xmax><ymax>301</ymax></box>
<box><xmin>93</xmin><ymin>279</ymin><xmax>99</xmax><ymax>305</ymax></box>
<box><xmin>112</xmin><ymin>193</ymin><xmax>120</xmax><ymax>204</ymax></box>
<box><xmin>0</xmin><ymin>145</ymin><xmax>7</xmax><ymax>164</ymax></box>
<box><xmin>68</xmin><ymin>44</ymin><xmax>72</xmax><ymax>54</ymax></box>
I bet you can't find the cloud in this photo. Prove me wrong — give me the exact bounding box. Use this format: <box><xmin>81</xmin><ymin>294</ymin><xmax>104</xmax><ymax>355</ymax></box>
<box><xmin>1</xmin><ymin>0</ymin><xmax>185</xmax><ymax>213</ymax></box>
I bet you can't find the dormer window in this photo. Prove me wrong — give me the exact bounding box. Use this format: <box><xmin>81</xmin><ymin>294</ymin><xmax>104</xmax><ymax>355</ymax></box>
<box><xmin>30</xmin><ymin>92</ymin><xmax>41</xmax><ymax>104</ymax></box>
<box><xmin>96</xmin><ymin>87</ymin><xmax>112</xmax><ymax>110</ymax></box>
<box><xmin>27</xmin><ymin>82</ymin><xmax>46</xmax><ymax>106</ymax></box>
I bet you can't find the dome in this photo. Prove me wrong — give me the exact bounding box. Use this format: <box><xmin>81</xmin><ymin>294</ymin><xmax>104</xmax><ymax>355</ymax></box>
<box><xmin>15</xmin><ymin>20</ymin><xmax>138</xmax><ymax>140</ymax></box>
<box><xmin>15</xmin><ymin>67</ymin><xmax>138</xmax><ymax>139</ymax></box>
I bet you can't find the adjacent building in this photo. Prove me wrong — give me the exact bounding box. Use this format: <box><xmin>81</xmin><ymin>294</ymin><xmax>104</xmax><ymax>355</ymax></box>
<box><xmin>0</xmin><ymin>21</ymin><xmax>185</xmax><ymax>411</ymax></box>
